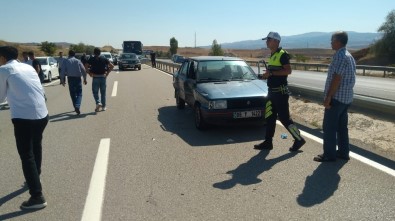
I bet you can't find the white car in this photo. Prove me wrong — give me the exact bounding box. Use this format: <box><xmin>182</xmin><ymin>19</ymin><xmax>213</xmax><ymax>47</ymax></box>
<box><xmin>100</xmin><ymin>52</ymin><xmax>114</xmax><ymax>63</ymax></box>
<box><xmin>36</xmin><ymin>56</ymin><xmax>59</xmax><ymax>82</ymax></box>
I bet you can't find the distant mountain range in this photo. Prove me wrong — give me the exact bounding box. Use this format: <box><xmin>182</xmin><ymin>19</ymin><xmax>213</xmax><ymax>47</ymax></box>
<box><xmin>210</xmin><ymin>32</ymin><xmax>383</xmax><ymax>50</ymax></box>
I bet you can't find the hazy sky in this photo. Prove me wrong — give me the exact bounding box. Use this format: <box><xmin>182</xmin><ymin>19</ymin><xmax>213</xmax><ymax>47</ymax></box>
<box><xmin>1</xmin><ymin>0</ymin><xmax>393</xmax><ymax>48</ymax></box>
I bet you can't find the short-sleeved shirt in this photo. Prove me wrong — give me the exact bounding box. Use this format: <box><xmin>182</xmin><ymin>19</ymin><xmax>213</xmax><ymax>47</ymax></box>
<box><xmin>88</xmin><ymin>56</ymin><xmax>109</xmax><ymax>75</ymax></box>
<box><xmin>324</xmin><ymin>47</ymin><xmax>356</xmax><ymax>104</ymax></box>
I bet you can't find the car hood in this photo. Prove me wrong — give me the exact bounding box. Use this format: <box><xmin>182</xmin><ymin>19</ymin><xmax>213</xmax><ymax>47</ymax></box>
<box><xmin>196</xmin><ymin>80</ymin><xmax>268</xmax><ymax>99</ymax></box>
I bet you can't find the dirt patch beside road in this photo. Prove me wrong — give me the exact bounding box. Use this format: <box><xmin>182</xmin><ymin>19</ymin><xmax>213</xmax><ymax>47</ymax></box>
<box><xmin>289</xmin><ymin>96</ymin><xmax>395</xmax><ymax>156</ymax></box>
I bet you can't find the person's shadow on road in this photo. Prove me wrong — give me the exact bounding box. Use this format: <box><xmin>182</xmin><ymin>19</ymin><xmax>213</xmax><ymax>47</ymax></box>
<box><xmin>0</xmin><ymin>185</ymin><xmax>35</xmax><ymax>219</ymax></box>
<box><xmin>297</xmin><ymin>160</ymin><xmax>347</xmax><ymax>207</ymax></box>
<box><xmin>49</xmin><ymin>111</ymin><xmax>96</xmax><ymax>123</ymax></box>
<box><xmin>213</xmin><ymin>150</ymin><xmax>299</xmax><ymax>189</ymax></box>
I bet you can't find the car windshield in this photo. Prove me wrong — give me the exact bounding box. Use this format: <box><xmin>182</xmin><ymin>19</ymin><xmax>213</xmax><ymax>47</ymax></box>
<box><xmin>36</xmin><ymin>58</ymin><xmax>48</xmax><ymax>65</ymax></box>
<box><xmin>197</xmin><ymin>60</ymin><xmax>257</xmax><ymax>82</ymax></box>
<box><xmin>121</xmin><ymin>54</ymin><xmax>137</xmax><ymax>59</ymax></box>
<box><xmin>103</xmin><ymin>54</ymin><xmax>111</xmax><ymax>58</ymax></box>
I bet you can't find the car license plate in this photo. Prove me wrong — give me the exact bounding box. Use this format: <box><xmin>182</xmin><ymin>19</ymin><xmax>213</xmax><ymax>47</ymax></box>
<box><xmin>233</xmin><ymin>110</ymin><xmax>261</xmax><ymax>118</ymax></box>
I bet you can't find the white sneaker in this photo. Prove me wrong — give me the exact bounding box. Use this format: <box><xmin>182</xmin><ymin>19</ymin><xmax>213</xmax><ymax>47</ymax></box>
<box><xmin>95</xmin><ymin>103</ymin><xmax>102</xmax><ymax>112</ymax></box>
<box><xmin>102</xmin><ymin>107</ymin><xmax>107</xmax><ymax>111</ymax></box>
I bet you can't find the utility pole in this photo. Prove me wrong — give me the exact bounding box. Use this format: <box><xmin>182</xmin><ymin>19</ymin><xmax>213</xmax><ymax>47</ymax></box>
<box><xmin>194</xmin><ymin>32</ymin><xmax>196</xmax><ymax>48</ymax></box>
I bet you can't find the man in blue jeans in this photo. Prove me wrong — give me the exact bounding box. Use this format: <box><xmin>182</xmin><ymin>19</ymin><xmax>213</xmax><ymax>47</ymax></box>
<box><xmin>314</xmin><ymin>31</ymin><xmax>356</xmax><ymax>162</ymax></box>
<box><xmin>60</xmin><ymin>50</ymin><xmax>87</xmax><ymax>115</ymax></box>
<box><xmin>85</xmin><ymin>48</ymin><xmax>114</xmax><ymax>112</ymax></box>
<box><xmin>0</xmin><ymin>46</ymin><xmax>48</xmax><ymax>210</ymax></box>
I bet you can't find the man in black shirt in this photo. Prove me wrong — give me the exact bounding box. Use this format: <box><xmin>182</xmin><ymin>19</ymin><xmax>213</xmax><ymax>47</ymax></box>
<box><xmin>28</xmin><ymin>51</ymin><xmax>44</xmax><ymax>83</ymax></box>
<box><xmin>85</xmin><ymin>48</ymin><xmax>114</xmax><ymax>112</ymax></box>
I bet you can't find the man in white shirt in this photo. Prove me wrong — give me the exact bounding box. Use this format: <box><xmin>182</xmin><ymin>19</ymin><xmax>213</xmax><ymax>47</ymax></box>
<box><xmin>0</xmin><ymin>46</ymin><xmax>49</xmax><ymax>210</ymax></box>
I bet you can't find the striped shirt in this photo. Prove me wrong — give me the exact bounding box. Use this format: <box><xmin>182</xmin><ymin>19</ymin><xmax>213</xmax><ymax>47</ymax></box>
<box><xmin>324</xmin><ymin>47</ymin><xmax>356</xmax><ymax>104</ymax></box>
<box><xmin>60</xmin><ymin>56</ymin><xmax>87</xmax><ymax>80</ymax></box>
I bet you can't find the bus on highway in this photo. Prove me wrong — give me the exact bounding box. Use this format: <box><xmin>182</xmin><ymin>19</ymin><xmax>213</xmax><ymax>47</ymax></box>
<box><xmin>122</xmin><ymin>41</ymin><xmax>143</xmax><ymax>55</ymax></box>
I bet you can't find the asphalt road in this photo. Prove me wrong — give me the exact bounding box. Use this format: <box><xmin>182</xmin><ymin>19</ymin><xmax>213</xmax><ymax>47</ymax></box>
<box><xmin>0</xmin><ymin>65</ymin><xmax>394</xmax><ymax>220</ymax></box>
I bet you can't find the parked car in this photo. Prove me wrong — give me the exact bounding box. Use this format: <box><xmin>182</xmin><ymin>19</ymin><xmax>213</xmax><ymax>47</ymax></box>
<box><xmin>138</xmin><ymin>55</ymin><xmax>150</xmax><ymax>64</ymax></box>
<box><xmin>173</xmin><ymin>56</ymin><xmax>269</xmax><ymax>130</ymax></box>
<box><xmin>172</xmin><ymin>54</ymin><xmax>186</xmax><ymax>63</ymax></box>
<box><xmin>36</xmin><ymin>56</ymin><xmax>59</xmax><ymax>82</ymax></box>
<box><xmin>118</xmin><ymin>53</ymin><xmax>141</xmax><ymax>71</ymax></box>
<box><xmin>100</xmin><ymin>52</ymin><xmax>114</xmax><ymax>63</ymax></box>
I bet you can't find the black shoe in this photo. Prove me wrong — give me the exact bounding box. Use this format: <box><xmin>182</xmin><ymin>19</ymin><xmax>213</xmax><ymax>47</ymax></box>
<box><xmin>254</xmin><ymin>141</ymin><xmax>273</xmax><ymax>150</ymax></box>
<box><xmin>313</xmin><ymin>154</ymin><xmax>336</xmax><ymax>162</ymax></box>
<box><xmin>75</xmin><ymin>107</ymin><xmax>80</xmax><ymax>115</ymax></box>
<box><xmin>20</xmin><ymin>196</ymin><xmax>47</xmax><ymax>210</ymax></box>
<box><xmin>289</xmin><ymin>139</ymin><xmax>306</xmax><ymax>152</ymax></box>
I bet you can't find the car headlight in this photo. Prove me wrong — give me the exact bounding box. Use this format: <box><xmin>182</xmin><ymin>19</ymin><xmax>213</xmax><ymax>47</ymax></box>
<box><xmin>42</xmin><ymin>69</ymin><xmax>47</xmax><ymax>73</ymax></box>
<box><xmin>209</xmin><ymin>100</ymin><xmax>227</xmax><ymax>109</ymax></box>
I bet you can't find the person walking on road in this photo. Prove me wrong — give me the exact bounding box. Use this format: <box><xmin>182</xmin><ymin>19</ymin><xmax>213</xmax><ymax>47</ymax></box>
<box><xmin>150</xmin><ymin>52</ymin><xmax>156</xmax><ymax>68</ymax></box>
<box><xmin>254</xmin><ymin>32</ymin><xmax>306</xmax><ymax>152</ymax></box>
<box><xmin>60</xmin><ymin>50</ymin><xmax>87</xmax><ymax>115</ymax></box>
<box><xmin>313</xmin><ymin>31</ymin><xmax>356</xmax><ymax>162</ymax></box>
<box><xmin>85</xmin><ymin>47</ymin><xmax>114</xmax><ymax>112</ymax></box>
<box><xmin>0</xmin><ymin>46</ymin><xmax>49</xmax><ymax>210</ymax></box>
<box><xmin>57</xmin><ymin>51</ymin><xmax>65</xmax><ymax>85</ymax></box>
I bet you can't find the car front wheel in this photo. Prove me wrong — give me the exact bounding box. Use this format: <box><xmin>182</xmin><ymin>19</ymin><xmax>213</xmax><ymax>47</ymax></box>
<box><xmin>194</xmin><ymin>105</ymin><xmax>207</xmax><ymax>130</ymax></box>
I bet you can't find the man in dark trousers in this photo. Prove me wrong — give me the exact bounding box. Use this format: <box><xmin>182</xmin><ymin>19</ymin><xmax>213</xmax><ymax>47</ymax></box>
<box><xmin>150</xmin><ymin>51</ymin><xmax>156</xmax><ymax>68</ymax></box>
<box><xmin>254</xmin><ymin>32</ymin><xmax>306</xmax><ymax>152</ymax></box>
<box><xmin>0</xmin><ymin>46</ymin><xmax>49</xmax><ymax>210</ymax></box>
<box><xmin>60</xmin><ymin>50</ymin><xmax>87</xmax><ymax>115</ymax></box>
<box><xmin>85</xmin><ymin>48</ymin><xmax>114</xmax><ymax>112</ymax></box>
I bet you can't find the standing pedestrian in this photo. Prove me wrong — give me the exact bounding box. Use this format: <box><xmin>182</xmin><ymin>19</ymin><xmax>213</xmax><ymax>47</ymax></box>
<box><xmin>80</xmin><ymin>53</ymin><xmax>88</xmax><ymax>66</ymax></box>
<box><xmin>150</xmin><ymin>51</ymin><xmax>156</xmax><ymax>68</ymax></box>
<box><xmin>28</xmin><ymin>51</ymin><xmax>44</xmax><ymax>83</ymax></box>
<box><xmin>313</xmin><ymin>31</ymin><xmax>356</xmax><ymax>162</ymax></box>
<box><xmin>254</xmin><ymin>32</ymin><xmax>306</xmax><ymax>151</ymax></box>
<box><xmin>60</xmin><ymin>50</ymin><xmax>87</xmax><ymax>115</ymax></box>
<box><xmin>85</xmin><ymin>47</ymin><xmax>114</xmax><ymax>112</ymax></box>
<box><xmin>0</xmin><ymin>46</ymin><xmax>48</xmax><ymax>210</ymax></box>
<box><xmin>22</xmin><ymin>51</ymin><xmax>32</xmax><ymax>65</ymax></box>
<box><xmin>57</xmin><ymin>51</ymin><xmax>65</xmax><ymax>85</ymax></box>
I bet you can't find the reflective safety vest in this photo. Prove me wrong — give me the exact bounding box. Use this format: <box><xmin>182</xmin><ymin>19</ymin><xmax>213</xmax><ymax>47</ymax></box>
<box><xmin>267</xmin><ymin>48</ymin><xmax>289</xmax><ymax>88</ymax></box>
<box><xmin>268</xmin><ymin>49</ymin><xmax>287</xmax><ymax>71</ymax></box>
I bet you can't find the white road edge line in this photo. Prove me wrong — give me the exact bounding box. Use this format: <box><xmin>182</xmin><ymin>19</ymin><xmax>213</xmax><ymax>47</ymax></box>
<box><xmin>81</xmin><ymin>138</ymin><xmax>111</xmax><ymax>221</ymax></box>
<box><xmin>278</xmin><ymin>121</ymin><xmax>395</xmax><ymax>177</ymax></box>
<box><xmin>112</xmin><ymin>81</ymin><xmax>118</xmax><ymax>97</ymax></box>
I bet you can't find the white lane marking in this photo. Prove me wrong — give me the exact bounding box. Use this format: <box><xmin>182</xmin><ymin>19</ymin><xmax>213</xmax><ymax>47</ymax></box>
<box><xmin>112</xmin><ymin>81</ymin><xmax>118</xmax><ymax>97</ymax></box>
<box><xmin>43</xmin><ymin>79</ymin><xmax>61</xmax><ymax>86</ymax></box>
<box><xmin>157</xmin><ymin>68</ymin><xmax>395</xmax><ymax>177</ymax></box>
<box><xmin>278</xmin><ymin>121</ymin><xmax>395</xmax><ymax>177</ymax></box>
<box><xmin>81</xmin><ymin>138</ymin><xmax>111</xmax><ymax>221</ymax></box>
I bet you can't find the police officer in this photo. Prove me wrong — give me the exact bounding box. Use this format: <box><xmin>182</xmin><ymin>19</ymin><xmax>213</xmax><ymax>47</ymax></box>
<box><xmin>254</xmin><ymin>32</ymin><xmax>306</xmax><ymax>151</ymax></box>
